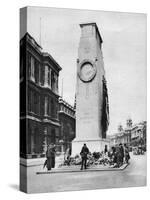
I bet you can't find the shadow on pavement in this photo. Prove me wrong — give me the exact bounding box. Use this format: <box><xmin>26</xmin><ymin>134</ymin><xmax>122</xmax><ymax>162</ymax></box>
<box><xmin>9</xmin><ymin>184</ymin><xmax>19</xmax><ymax>191</ymax></box>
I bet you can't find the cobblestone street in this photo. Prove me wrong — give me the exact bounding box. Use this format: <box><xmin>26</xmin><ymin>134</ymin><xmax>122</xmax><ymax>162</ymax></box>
<box><xmin>21</xmin><ymin>153</ymin><xmax>147</xmax><ymax>193</ymax></box>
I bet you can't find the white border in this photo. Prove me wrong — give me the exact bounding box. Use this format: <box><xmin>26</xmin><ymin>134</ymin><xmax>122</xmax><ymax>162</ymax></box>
<box><xmin>0</xmin><ymin>0</ymin><xmax>149</xmax><ymax>199</ymax></box>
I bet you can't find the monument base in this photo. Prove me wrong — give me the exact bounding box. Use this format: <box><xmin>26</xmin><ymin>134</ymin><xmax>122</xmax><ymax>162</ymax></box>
<box><xmin>71</xmin><ymin>138</ymin><xmax>110</xmax><ymax>156</ymax></box>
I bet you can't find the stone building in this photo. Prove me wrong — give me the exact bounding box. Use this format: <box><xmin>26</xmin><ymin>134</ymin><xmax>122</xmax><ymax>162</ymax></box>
<box><xmin>58</xmin><ymin>97</ymin><xmax>76</xmax><ymax>153</ymax></box>
<box><xmin>130</xmin><ymin>121</ymin><xmax>146</xmax><ymax>148</ymax></box>
<box><xmin>20</xmin><ymin>33</ymin><xmax>62</xmax><ymax>159</ymax></box>
<box><xmin>109</xmin><ymin>119</ymin><xmax>146</xmax><ymax>149</ymax></box>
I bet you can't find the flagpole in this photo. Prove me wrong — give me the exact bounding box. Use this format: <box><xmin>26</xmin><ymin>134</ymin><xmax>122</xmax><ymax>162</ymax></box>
<box><xmin>61</xmin><ymin>78</ymin><xmax>63</xmax><ymax>98</ymax></box>
<box><xmin>39</xmin><ymin>17</ymin><xmax>41</xmax><ymax>46</ymax></box>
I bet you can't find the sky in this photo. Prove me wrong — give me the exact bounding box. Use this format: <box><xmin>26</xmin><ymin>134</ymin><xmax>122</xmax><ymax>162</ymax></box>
<box><xmin>20</xmin><ymin>7</ymin><xmax>147</xmax><ymax>135</ymax></box>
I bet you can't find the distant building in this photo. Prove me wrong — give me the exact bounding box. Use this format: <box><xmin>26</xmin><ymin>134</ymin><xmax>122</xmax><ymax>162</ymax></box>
<box><xmin>109</xmin><ymin>119</ymin><xmax>146</xmax><ymax>148</ymax></box>
<box><xmin>20</xmin><ymin>33</ymin><xmax>62</xmax><ymax>159</ymax></box>
<box><xmin>58</xmin><ymin>97</ymin><xmax>76</xmax><ymax>153</ymax></box>
<box><xmin>130</xmin><ymin>121</ymin><xmax>146</xmax><ymax>147</ymax></box>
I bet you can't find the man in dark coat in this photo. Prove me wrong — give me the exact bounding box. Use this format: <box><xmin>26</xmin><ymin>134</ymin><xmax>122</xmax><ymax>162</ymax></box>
<box><xmin>119</xmin><ymin>143</ymin><xmax>124</xmax><ymax>166</ymax></box>
<box><xmin>80</xmin><ymin>143</ymin><xmax>89</xmax><ymax>170</ymax></box>
<box><xmin>46</xmin><ymin>145</ymin><xmax>51</xmax><ymax>171</ymax></box>
<box><xmin>124</xmin><ymin>144</ymin><xmax>130</xmax><ymax>164</ymax></box>
<box><xmin>45</xmin><ymin>144</ymin><xmax>56</xmax><ymax>171</ymax></box>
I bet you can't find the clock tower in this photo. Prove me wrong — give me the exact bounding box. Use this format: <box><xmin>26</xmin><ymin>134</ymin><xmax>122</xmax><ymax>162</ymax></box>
<box><xmin>72</xmin><ymin>23</ymin><xmax>109</xmax><ymax>155</ymax></box>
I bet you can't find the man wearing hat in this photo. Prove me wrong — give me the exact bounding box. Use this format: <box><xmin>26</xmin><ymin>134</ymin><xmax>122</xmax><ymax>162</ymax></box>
<box><xmin>45</xmin><ymin>143</ymin><xmax>56</xmax><ymax>171</ymax></box>
<box><xmin>80</xmin><ymin>143</ymin><xmax>89</xmax><ymax>170</ymax></box>
<box><xmin>119</xmin><ymin>143</ymin><xmax>124</xmax><ymax>166</ymax></box>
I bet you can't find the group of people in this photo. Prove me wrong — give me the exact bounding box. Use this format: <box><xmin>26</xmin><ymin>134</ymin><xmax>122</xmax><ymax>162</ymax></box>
<box><xmin>43</xmin><ymin>143</ymin><xmax>130</xmax><ymax>171</ymax></box>
<box><xmin>109</xmin><ymin>143</ymin><xmax>130</xmax><ymax>168</ymax></box>
<box><xmin>44</xmin><ymin>143</ymin><xmax>90</xmax><ymax>171</ymax></box>
<box><xmin>79</xmin><ymin>143</ymin><xmax>130</xmax><ymax>169</ymax></box>
<box><xmin>64</xmin><ymin>143</ymin><xmax>90</xmax><ymax>170</ymax></box>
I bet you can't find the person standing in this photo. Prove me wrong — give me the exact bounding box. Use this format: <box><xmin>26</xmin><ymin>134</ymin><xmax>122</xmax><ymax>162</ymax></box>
<box><xmin>124</xmin><ymin>144</ymin><xmax>130</xmax><ymax>164</ymax></box>
<box><xmin>46</xmin><ymin>145</ymin><xmax>52</xmax><ymax>171</ymax></box>
<box><xmin>51</xmin><ymin>144</ymin><xmax>56</xmax><ymax>168</ymax></box>
<box><xmin>45</xmin><ymin>144</ymin><xmax>56</xmax><ymax>171</ymax></box>
<box><xmin>104</xmin><ymin>145</ymin><xmax>108</xmax><ymax>154</ymax></box>
<box><xmin>116</xmin><ymin>146</ymin><xmax>122</xmax><ymax>168</ymax></box>
<box><xmin>119</xmin><ymin>143</ymin><xmax>124</xmax><ymax>166</ymax></box>
<box><xmin>80</xmin><ymin>143</ymin><xmax>89</xmax><ymax>170</ymax></box>
<box><xmin>64</xmin><ymin>147</ymin><xmax>71</xmax><ymax>165</ymax></box>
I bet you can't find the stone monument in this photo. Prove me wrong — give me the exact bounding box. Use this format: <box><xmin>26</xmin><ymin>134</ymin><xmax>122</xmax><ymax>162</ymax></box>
<box><xmin>72</xmin><ymin>23</ymin><xmax>109</xmax><ymax>155</ymax></box>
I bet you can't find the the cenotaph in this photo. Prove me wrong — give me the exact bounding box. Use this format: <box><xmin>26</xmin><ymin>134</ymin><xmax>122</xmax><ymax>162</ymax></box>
<box><xmin>72</xmin><ymin>23</ymin><xmax>109</xmax><ymax>155</ymax></box>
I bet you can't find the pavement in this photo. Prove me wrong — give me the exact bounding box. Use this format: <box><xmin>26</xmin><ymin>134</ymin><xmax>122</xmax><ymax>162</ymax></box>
<box><xmin>20</xmin><ymin>152</ymin><xmax>147</xmax><ymax>193</ymax></box>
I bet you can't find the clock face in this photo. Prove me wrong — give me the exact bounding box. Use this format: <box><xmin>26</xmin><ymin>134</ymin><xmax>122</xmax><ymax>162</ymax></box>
<box><xmin>79</xmin><ymin>62</ymin><xmax>96</xmax><ymax>82</ymax></box>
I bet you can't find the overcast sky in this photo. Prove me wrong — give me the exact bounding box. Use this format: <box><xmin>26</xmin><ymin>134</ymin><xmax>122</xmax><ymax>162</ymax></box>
<box><xmin>21</xmin><ymin>7</ymin><xmax>147</xmax><ymax>135</ymax></box>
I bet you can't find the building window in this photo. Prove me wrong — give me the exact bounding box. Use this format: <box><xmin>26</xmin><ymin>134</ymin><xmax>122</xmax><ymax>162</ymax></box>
<box><xmin>55</xmin><ymin>102</ymin><xmax>58</xmax><ymax>119</ymax></box>
<box><xmin>28</xmin><ymin>89</ymin><xmax>32</xmax><ymax>112</ymax></box>
<box><xmin>27</xmin><ymin>54</ymin><xmax>35</xmax><ymax>82</ymax></box>
<box><xmin>44</xmin><ymin>65</ymin><xmax>52</xmax><ymax>88</ymax></box>
<box><xmin>51</xmin><ymin>71</ymin><xmax>55</xmax><ymax>92</ymax></box>
<box><xmin>48</xmin><ymin>68</ymin><xmax>51</xmax><ymax>88</ymax></box>
<box><xmin>35</xmin><ymin>60</ymin><xmax>40</xmax><ymax>84</ymax></box>
<box><xmin>47</xmin><ymin>96</ymin><xmax>50</xmax><ymax>116</ymax></box>
<box><xmin>51</xmin><ymin>99</ymin><xmax>55</xmax><ymax>118</ymax></box>
<box><xmin>55</xmin><ymin>74</ymin><xmax>58</xmax><ymax>94</ymax></box>
<box><xmin>41</xmin><ymin>66</ymin><xmax>45</xmax><ymax>86</ymax></box>
<box><xmin>44</xmin><ymin>96</ymin><xmax>48</xmax><ymax>116</ymax></box>
<box><xmin>48</xmin><ymin>97</ymin><xmax>51</xmax><ymax>116</ymax></box>
<box><xmin>30</xmin><ymin>56</ymin><xmax>35</xmax><ymax>82</ymax></box>
<box><xmin>34</xmin><ymin>92</ymin><xmax>40</xmax><ymax>115</ymax></box>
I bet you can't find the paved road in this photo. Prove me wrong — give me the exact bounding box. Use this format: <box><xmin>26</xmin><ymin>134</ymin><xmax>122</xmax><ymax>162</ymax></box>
<box><xmin>21</xmin><ymin>153</ymin><xmax>147</xmax><ymax>193</ymax></box>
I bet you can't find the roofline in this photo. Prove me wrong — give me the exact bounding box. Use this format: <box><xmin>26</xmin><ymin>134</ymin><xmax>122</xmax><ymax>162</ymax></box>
<box><xmin>20</xmin><ymin>32</ymin><xmax>62</xmax><ymax>71</ymax></box>
<box><xmin>42</xmin><ymin>52</ymin><xmax>62</xmax><ymax>71</ymax></box>
<box><xmin>20</xmin><ymin>32</ymin><xmax>42</xmax><ymax>50</ymax></box>
<box><xmin>59</xmin><ymin>97</ymin><xmax>75</xmax><ymax>111</ymax></box>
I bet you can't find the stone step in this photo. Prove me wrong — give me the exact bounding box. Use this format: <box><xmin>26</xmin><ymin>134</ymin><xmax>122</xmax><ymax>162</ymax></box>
<box><xmin>36</xmin><ymin>163</ymin><xmax>128</xmax><ymax>174</ymax></box>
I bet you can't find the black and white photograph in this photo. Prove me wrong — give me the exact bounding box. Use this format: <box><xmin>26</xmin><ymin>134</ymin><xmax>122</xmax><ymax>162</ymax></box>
<box><xmin>20</xmin><ymin>6</ymin><xmax>147</xmax><ymax>194</ymax></box>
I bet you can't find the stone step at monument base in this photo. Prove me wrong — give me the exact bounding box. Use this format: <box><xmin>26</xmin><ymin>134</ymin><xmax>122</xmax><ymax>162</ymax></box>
<box><xmin>36</xmin><ymin>163</ymin><xmax>128</xmax><ymax>174</ymax></box>
<box><xmin>72</xmin><ymin>138</ymin><xmax>110</xmax><ymax>156</ymax></box>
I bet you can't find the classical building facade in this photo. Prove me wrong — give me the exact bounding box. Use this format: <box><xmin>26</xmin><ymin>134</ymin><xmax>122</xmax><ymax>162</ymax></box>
<box><xmin>130</xmin><ymin>121</ymin><xmax>146</xmax><ymax>147</ymax></box>
<box><xmin>109</xmin><ymin>119</ymin><xmax>146</xmax><ymax>149</ymax></box>
<box><xmin>20</xmin><ymin>33</ymin><xmax>62</xmax><ymax>159</ymax></box>
<box><xmin>58</xmin><ymin>97</ymin><xmax>76</xmax><ymax>153</ymax></box>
